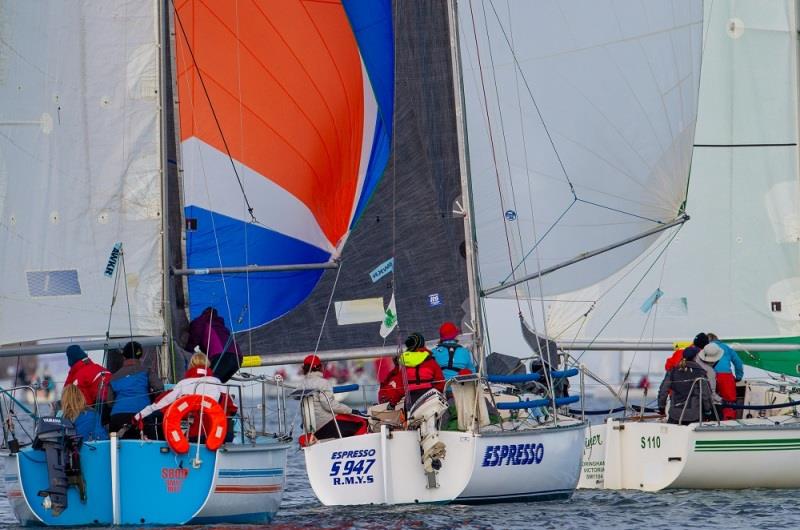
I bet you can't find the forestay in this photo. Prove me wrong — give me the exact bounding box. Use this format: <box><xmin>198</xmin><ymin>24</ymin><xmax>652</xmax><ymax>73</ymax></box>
<box><xmin>0</xmin><ymin>0</ymin><xmax>165</xmax><ymax>344</ymax></box>
<box><xmin>458</xmin><ymin>0</ymin><xmax>703</xmax><ymax>299</ymax></box>
<box><xmin>174</xmin><ymin>0</ymin><xmax>394</xmax><ymax>333</ymax></box>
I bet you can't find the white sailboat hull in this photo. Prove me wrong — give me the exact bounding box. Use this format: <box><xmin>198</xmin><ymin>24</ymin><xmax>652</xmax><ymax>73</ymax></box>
<box><xmin>580</xmin><ymin>417</ymin><xmax>800</xmax><ymax>491</ymax></box>
<box><xmin>305</xmin><ymin>428</ymin><xmax>474</xmax><ymax>505</ymax></box>
<box><xmin>456</xmin><ymin>422</ymin><xmax>585</xmax><ymax>503</ymax></box>
<box><xmin>305</xmin><ymin>421</ymin><xmax>586</xmax><ymax>505</ymax></box>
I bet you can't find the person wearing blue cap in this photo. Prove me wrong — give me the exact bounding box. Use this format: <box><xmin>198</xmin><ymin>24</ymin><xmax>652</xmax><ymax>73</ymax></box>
<box><xmin>64</xmin><ymin>344</ymin><xmax>111</xmax><ymax>407</ymax></box>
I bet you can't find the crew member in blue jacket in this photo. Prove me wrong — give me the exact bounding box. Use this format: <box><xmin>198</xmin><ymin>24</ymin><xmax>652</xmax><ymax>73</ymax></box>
<box><xmin>106</xmin><ymin>341</ymin><xmax>164</xmax><ymax>438</ymax></box>
<box><xmin>704</xmin><ymin>333</ymin><xmax>744</xmax><ymax>420</ymax></box>
<box><xmin>431</xmin><ymin>322</ymin><xmax>476</xmax><ymax>380</ymax></box>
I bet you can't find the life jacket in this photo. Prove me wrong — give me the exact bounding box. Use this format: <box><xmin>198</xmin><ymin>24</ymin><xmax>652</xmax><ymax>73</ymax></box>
<box><xmin>401</xmin><ymin>351</ymin><xmax>438</xmax><ymax>392</ymax></box>
<box><xmin>440</xmin><ymin>343</ymin><xmax>458</xmax><ymax>372</ymax></box>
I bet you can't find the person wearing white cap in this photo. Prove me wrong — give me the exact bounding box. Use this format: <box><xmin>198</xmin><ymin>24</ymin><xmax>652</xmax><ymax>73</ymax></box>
<box><xmin>701</xmin><ymin>334</ymin><xmax>744</xmax><ymax>420</ymax></box>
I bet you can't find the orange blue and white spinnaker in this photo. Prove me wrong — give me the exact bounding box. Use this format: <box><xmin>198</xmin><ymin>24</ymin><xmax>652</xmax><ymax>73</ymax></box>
<box><xmin>174</xmin><ymin>0</ymin><xmax>393</xmax><ymax>331</ymax></box>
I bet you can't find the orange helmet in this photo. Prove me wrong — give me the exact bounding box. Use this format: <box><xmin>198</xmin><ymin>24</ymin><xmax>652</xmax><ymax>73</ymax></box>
<box><xmin>303</xmin><ymin>354</ymin><xmax>322</xmax><ymax>369</ymax></box>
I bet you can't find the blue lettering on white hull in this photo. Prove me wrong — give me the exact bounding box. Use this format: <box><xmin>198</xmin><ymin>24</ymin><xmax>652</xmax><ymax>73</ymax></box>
<box><xmin>329</xmin><ymin>455</ymin><xmax>376</xmax><ymax>486</ymax></box>
<box><xmin>481</xmin><ymin>443</ymin><xmax>544</xmax><ymax>467</ymax></box>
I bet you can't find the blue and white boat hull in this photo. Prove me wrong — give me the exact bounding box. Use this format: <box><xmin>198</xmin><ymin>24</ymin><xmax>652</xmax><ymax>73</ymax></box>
<box><xmin>3</xmin><ymin>438</ymin><xmax>289</xmax><ymax>526</ymax></box>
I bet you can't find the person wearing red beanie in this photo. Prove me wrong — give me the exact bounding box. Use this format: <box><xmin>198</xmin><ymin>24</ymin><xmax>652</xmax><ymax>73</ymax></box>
<box><xmin>431</xmin><ymin>322</ymin><xmax>476</xmax><ymax>380</ymax></box>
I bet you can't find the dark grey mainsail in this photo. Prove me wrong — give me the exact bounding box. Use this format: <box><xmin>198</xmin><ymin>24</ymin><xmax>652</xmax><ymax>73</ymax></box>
<box><xmin>247</xmin><ymin>1</ymin><xmax>469</xmax><ymax>356</ymax></box>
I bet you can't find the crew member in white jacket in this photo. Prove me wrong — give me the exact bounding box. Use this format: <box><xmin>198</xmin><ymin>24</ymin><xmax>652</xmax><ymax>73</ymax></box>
<box><xmin>301</xmin><ymin>354</ymin><xmax>367</xmax><ymax>439</ymax></box>
<box><xmin>135</xmin><ymin>353</ymin><xmax>222</xmax><ymax>423</ymax></box>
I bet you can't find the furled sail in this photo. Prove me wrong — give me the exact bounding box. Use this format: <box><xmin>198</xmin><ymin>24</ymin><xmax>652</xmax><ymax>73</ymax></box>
<box><xmin>511</xmin><ymin>2</ymin><xmax>800</xmax><ymax>376</ymax></box>
<box><xmin>0</xmin><ymin>1</ymin><xmax>165</xmax><ymax>345</ymax></box>
<box><xmin>174</xmin><ymin>0</ymin><xmax>394</xmax><ymax>333</ymax></box>
<box><xmin>250</xmin><ymin>2</ymin><xmax>471</xmax><ymax>355</ymax></box>
<box><xmin>458</xmin><ymin>0</ymin><xmax>703</xmax><ymax>299</ymax></box>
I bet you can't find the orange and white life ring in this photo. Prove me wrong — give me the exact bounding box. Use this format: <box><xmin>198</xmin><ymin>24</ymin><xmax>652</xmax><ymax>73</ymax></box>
<box><xmin>163</xmin><ymin>394</ymin><xmax>228</xmax><ymax>454</ymax></box>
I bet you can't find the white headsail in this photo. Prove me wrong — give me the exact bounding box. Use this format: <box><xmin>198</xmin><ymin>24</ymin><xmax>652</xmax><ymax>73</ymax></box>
<box><xmin>488</xmin><ymin>1</ymin><xmax>800</xmax><ymax>349</ymax></box>
<box><xmin>458</xmin><ymin>0</ymin><xmax>703</xmax><ymax>303</ymax></box>
<box><xmin>0</xmin><ymin>1</ymin><xmax>165</xmax><ymax>345</ymax></box>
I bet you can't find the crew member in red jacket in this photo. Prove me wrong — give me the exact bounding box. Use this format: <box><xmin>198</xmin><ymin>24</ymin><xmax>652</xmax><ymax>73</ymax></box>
<box><xmin>400</xmin><ymin>333</ymin><xmax>445</xmax><ymax>407</ymax></box>
<box><xmin>64</xmin><ymin>345</ymin><xmax>111</xmax><ymax>407</ymax></box>
<box><xmin>665</xmin><ymin>333</ymin><xmax>709</xmax><ymax>371</ymax></box>
<box><xmin>378</xmin><ymin>357</ymin><xmax>404</xmax><ymax>406</ymax></box>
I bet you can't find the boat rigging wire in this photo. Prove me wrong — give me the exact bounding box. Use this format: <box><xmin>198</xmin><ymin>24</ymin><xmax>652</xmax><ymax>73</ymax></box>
<box><xmin>313</xmin><ymin>263</ymin><xmax>344</xmax><ymax>356</ymax></box>
<box><xmin>503</xmin><ymin>0</ymin><xmax>544</xmax><ymax>330</ymax></box>
<box><xmin>171</xmin><ymin>23</ymin><xmax>238</xmax><ymax>344</ymax></box>
<box><xmin>484</xmin><ymin>0</ymin><xmax>576</xmax><ymax>198</ymax></box>
<box><xmin>172</xmin><ymin>0</ymin><xmax>257</xmax><ymax>223</ymax></box>
<box><xmin>468</xmin><ymin>0</ymin><xmax>558</xmax><ymax>406</ymax></box>
<box><xmin>570</xmin><ymin>224</ymin><xmax>684</xmax><ymax>366</ymax></box>
<box><xmin>232</xmin><ymin>0</ymin><xmax>255</xmax><ymax>355</ymax></box>
<box><xmin>466</xmin><ymin>0</ymin><xmax>519</xmax><ymax>305</ymax></box>
<box><xmin>478</xmin><ymin>0</ymin><xmax>528</xmax><ymax>315</ymax></box>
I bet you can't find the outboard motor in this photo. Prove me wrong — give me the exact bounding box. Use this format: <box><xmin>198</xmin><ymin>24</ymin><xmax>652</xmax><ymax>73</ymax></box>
<box><xmin>32</xmin><ymin>417</ymin><xmax>85</xmax><ymax>516</ymax></box>
<box><xmin>407</xmin><ymin>389</ymin><xmax>448</xmax><ymax>488</ymax></box>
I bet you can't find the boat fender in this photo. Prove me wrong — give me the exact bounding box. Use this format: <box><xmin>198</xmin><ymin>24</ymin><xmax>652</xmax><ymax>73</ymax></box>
<box><xmin>163</xmin><ymin>394</ymin><xmax>228</xmax><ymax>454</ymax></box>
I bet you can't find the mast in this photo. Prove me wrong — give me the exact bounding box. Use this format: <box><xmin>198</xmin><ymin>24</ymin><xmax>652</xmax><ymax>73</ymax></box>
<box><xmin>447</xmin><ymin>0</ymin><xmax>484</xmax><ymax>368</ymax></box>
<box><xmin>794</xmin><ymin>0</ymin><xmax>800</xmax><ymax>215</ymax></box>
<box><xmin>158</xmin><ymin>0</ymin><xmax>173</xmax><ymax>380</ymax></box>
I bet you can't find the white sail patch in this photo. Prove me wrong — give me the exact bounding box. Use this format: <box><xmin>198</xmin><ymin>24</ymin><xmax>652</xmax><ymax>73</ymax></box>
<box><xmin>181</xmin><ymin>137</ymin><xmax>335</xmax><ymax>254</ymax></box>
<box><xmin>766</xmin><ymin>279</ymin><xmax>800</xmax><ymax>335</ymax></box>
<box><xmin>26</xmin><ymin>270</ymin><xmax>81</xmax><ymax>297</ymax></box>
<box><xmin>127</xmin><ymin>43</ymin><xmax>158</xmax><ymax>100</ymax></box>
<box><xmin>764</xmin><ymin>181</ymin><xmax>800</xmax><ymax>243</ymax></box>
<box><xmin>334</xmin><ymin>298</ymin><xmax>386</xmax><ymax>325</ymax></box>
<box><xmin>121</xmin><ymin>152</ymin><xmax>161</xmax><ymax>220</ymax></box>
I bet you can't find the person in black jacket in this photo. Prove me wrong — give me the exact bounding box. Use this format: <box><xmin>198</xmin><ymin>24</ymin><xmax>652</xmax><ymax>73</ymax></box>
<box><xmin>657</xmin><ymin>346</ymin><xmax>713</xmax><ymax>425</ymax></box>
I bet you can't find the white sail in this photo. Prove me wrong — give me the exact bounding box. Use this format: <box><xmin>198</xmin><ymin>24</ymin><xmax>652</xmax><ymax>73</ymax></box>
<box><xmin>458</xmin><ymin>0</ymin><xmax>703</xmax><ymax>299</ymax></box>
<box><xmin>0</xmin><ymin>1</ymin><xmax>164</xmax><ymax>345</ymax></box>
<box><xmin>526</xmin><ymin>0</ymin><xmax>800</xmax><ymax>345</ymax></box>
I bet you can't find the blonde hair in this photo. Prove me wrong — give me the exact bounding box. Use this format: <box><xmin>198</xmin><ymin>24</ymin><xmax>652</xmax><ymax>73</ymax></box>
<box><xmin>61</xmin><ymin>384</ymin><xmax>86</xmax><ymax>422</ymax></box>
<box><xmin>189</xmin><ymin>352</ymin><xmax>210</xmax><ymax>369</ymax></box>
